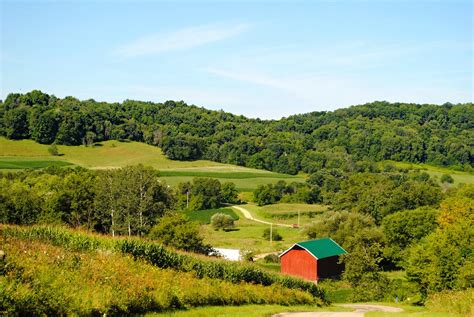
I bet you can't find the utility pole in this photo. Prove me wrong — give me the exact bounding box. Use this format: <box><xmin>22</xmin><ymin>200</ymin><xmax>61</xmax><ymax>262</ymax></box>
<box><xmin>186</xmin><ymin>190</ymin><xmax>189</xmax><ymax>209</ymax></box>
<box><xmin>270</xmin><ymin>223</ymin><xmax>273</xmax><ymax>244</ymax></box>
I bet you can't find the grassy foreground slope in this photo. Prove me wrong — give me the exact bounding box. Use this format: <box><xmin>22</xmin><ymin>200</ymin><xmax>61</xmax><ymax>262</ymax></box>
<box><xmin>0</xmin><ymin>137</ymin><xmax>305</xmax><ymax>190</ymax></box>
<box><xmin>0</xmin><ymin>225</ymin><xmax>325</xmax><ymax>315</ymax></box>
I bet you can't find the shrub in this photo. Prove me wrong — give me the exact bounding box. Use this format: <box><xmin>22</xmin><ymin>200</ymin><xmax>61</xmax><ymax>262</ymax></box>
<box><xmin>263</xmin><ymin>254</ymin><xmax>280</xmax><ymax>263</ymax></box>
<box><xmin>440</xmin><ymin>174</ymin><xmax>454</xmax><ymax>184</ymax></box>
<box><xmin>240</xmin><ymin>249</ymin><xmax>255</xmax><ymax>262</ymax></box>
<box><xmin>262</xmin><ymin>228</ymin><xmax>282</xmax><ymax>241</ymax></box>
<box><xmin>47</xmin><ymin>144</ymin><xmax>60</xmax><ymax>156</ymax></box>
<box><xmin>211</xmin><ymin>213</ymin><xmax>235</xmax><ymax>231</ymax></box>
<box><xmin>148</xmin><ymin>213</ymin><xmax>213</xmax><ymax>254</ymax></box>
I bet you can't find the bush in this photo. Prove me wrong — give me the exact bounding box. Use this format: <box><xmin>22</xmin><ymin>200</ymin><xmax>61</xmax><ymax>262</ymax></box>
<box><xmin>263</xmin><ymin>254</ymin><xmax>280</xmax><ymax>263</ymax></box>
<box><xmin>211</xmin><ymin>213</ymin><xmax>235</xmax><ymax>231</ymax></box>
<box><xmin>47</xmin><ymin>144</ymin><xmax>60</xmax><ymax>156</ymax></box>
<box><xmin>148</xmin><ymin>213</ymin><xmax>212</xmax><ymax>254</ymax></box>
<box><xmin>349</xmin><ymin>274</ymin><xmax>390</xmax><ymax>302</ymax></box>
<box><xmin>440</xmin><ymin>174</ymin><xmax>454</xmax><ymax>184</ymax></box>
<box><xmin>262</xmin><ymin>228</ymin><xmax>282</xmax><ymax>241</ymax></box>
<box><xmin>241</xmin><ymin>249</ymin><xmax>255</xmax><ymax>262</ymax></box>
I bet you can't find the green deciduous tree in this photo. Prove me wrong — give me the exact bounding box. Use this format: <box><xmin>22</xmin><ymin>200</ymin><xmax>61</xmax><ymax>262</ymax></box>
<box><xmin>382</xmin><ymin>207</ymin><xmax>438</xmax><ymax>249</ymax></box>
<box><xmin>4</xmin><ymin>107</ymin><xmax>29</xmax><ymax>139</ymax></box>
<box><xmin>221</xmin><ymin>182</ymin><xmax>240</xmax><ymax>204</ymax></box>
<box><xmin>148</xmin><ymin>213</ymin><xmax>212</xmax><ymax>254</ymax></box>
<box><xmin>211</xmin><ymin>213</ymin><xmax>235</xmax><ymax>231</ymax></box>
<box><xmin>95</xmin><ymin>165</ymin><xmax>174</xmax><ymax>236</ymax></box>
<box><xmin>404</xmin><ymin>196</ymin><xmax>474</xmax><ymax>296</ymax></box>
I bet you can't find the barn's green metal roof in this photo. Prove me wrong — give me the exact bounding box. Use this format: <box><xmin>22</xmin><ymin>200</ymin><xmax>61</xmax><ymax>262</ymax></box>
<box><xmin>296</xmin><ymin>238</ymin><xmax>347</xmax><ymax>259</ymax></box>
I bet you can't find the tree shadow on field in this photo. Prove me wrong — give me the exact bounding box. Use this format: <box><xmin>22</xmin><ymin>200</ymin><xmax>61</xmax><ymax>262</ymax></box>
<box><xmin>223</xmin><ymin>228</ymin><xmax>240</xmax><ymax>232</ymax></box>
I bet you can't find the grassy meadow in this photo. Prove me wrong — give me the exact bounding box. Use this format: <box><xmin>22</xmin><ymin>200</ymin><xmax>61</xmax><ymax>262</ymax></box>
<box><xmin>381</xmin><ymin>160</ymin><xmax>474</xmax><ymax>186</ymax></box>
<box><xmin>243</xmin><ymin>203</ymin><xmax>328</xmax><ymax>225</ymax></box>
<box><xmin>184</xmin><ymin>208</ymin><xmax>240</xmax><ymax>224</ymax></box>
<box><xmin>0</xmin><ymin>137</ymin><xmax>305</xmax><ymax>191</ymax></box>
<box><xmin>199</xmin><ymin>205</ymin><xmax>314</xmax><ymax>253</ymax></box>
<box><xmin>0</xmin><ymin>156</ymin><xmax>73</xmax><ymax>169</ymax></box>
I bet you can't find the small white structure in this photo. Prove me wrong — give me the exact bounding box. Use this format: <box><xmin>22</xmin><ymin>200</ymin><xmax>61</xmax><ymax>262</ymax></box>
<box><xmin>213</xmin><ymin>248</ymin><xmax>241</xmax><ymax>261</ymax></box>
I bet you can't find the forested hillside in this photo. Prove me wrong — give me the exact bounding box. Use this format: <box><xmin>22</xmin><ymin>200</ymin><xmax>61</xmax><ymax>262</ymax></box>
<box><xmin>1</xmin><ymin>90</ymin><xmax>472</xmax><ymax>174</ymax></box>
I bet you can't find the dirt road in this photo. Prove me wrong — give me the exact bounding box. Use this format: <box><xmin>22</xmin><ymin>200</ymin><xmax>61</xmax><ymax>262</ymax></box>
<box><xmin>232</xmin><ymin>205</ymin><xmax>293</xmax><ymax>228</ymax></box>
<box><xmin>272</xmin><ymin>304</ymin><xmax>403</xmax><ymax>317</ymax></box>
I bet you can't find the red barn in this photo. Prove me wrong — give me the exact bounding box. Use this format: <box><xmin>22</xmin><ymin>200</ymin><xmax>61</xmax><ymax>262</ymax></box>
<box><xmin>279</xmin><ymin>238</ymin><xmax>347</xmax><ymax>282</ymax></box>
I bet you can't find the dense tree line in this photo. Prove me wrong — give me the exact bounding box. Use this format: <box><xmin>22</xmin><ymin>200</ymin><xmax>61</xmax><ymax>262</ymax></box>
<box><xmin>1</xmin><ymin>90</ymin><xmax>472</xmax><ymax>174</ymax></box>
<box><xmin>254</xmin><ymin>181</ymin><xmax>321</xmax><ymax>206</ymax></box>
<box><xmin>254</xmin><ymin>165</ymin><xmax>442</xmax><ymax>222</ymax></box>
<box><xmin>0</xmin><ymin>165</ymin><xmax>172</xmax><ymax>235</ymax></box>
<box><xmin>0</xmin><ymin>165</ymin><xmax>235</xmax><ymax>236</ymax></box>
<box><xmin>175</xmin><ymin>178</ymin><xmax>239</xmax><ymax>210</ymax></box>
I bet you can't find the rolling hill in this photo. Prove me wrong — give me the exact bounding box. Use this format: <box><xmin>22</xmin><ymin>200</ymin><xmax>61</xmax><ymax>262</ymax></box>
<box><xmin>0</xmin><ymin>137</ymin><xmax>305</xmax><ymax>191</ymax></box>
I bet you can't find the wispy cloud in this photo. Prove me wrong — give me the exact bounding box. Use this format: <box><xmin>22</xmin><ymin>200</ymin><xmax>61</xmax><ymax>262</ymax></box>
<box><xmin>202</xmin><ymin>65</ymin><xmax>473</xmax><ymax>118</ymax></box>
<box><xmin>115</xmin><ymin>23</ymin><xmax>250</xmax><ymax>58</ymax></box>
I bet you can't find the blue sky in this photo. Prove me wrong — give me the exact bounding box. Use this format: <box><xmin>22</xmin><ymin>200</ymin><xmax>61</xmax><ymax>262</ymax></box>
<box><xmin>1</xmin><ymin>0</ymin><xmax>472</xmax><ymax>119</ymax></box>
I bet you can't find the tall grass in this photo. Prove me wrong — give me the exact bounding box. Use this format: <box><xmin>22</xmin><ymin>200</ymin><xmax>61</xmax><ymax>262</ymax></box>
<box><xmin>425</xmin><ymin>289</ymin><xmax>473</xmax><ymax>317</ymax></box>
<box><xmin>0</xmin><ymin>237</ymin><xmax>316</xmax><ymax>316</ymax></box>
<box><xmin>0</xmin><ymin>225</ymin><xmax>326</xmax><ymax>303</ymax></box>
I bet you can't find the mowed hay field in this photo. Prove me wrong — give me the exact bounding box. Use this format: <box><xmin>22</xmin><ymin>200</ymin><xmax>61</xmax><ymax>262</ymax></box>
<box><xmin>244</xmin><ymin>203</ymin><xmax>328</xmax><ymax>225</ymax></box>
<box><xmin>0</xmin><ymin>137</ymin><xmax>305</xmax><ymax>190</ymax></box>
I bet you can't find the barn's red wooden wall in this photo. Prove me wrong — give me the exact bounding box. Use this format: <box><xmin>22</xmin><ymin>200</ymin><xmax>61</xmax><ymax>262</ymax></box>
<box><xmin>280</xmin><ymin>246</ymin><xmax>317</xmax><ymax>281</ymax></box>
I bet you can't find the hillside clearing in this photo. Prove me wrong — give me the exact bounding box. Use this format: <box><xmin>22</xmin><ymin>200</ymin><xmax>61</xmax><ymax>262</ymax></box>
<box><xmin>184</xmin><ymin>208</ymin><xmax>239</xmax><ymax>224</ymax></box>
<box><xmin>243</xmin><ymin>204</ymin><xmax>328</xmax><ymax>225</ymax></box>
<box><xmin>202</xmin><ymin>206</ymin><xmax>310</xmax><ymax>253</ymax></box>
<box><xmin>380</xmin><ymin>160</ymin><xmax>474</xmax><ymax>186</ymax></box>
<box><xmin>0</xmin><ymin>137</ymin><xmax>305</xmax><ymax>190</ymax></box>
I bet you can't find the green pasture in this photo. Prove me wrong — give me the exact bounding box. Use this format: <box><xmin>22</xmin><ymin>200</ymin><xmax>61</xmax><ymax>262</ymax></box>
<box><xmin>184</xmin><ymin>208</ymin><xmax>239</xmax><ymax>224</ymax></box>
<box><xmin>243</xmin><ymin>203</ymin><xmax>328</xmax><ymax>225</ymax></box>
<box><xmin>380</xmin><ymin>160</ymin><xmax>474</xmax><ymax>186</ymax></box>
<box><xmin>159</xmin><ymin>170</ymin><xmax>298</xmax><ymax>179</ymax></box>
<box><xmin>202</xmin><ymin>208</ymin><xmax>307</xmax><ymax>253</ymax></box>
<box><xmin>0</xmin><ymin>157</ymin><xmax>73</xmax><ymax>169</ymax></box>
<box><xmin>0</xmin><ymin>137</ymin><xmax>233</xmax><ymax>169</ymax></box>
<box><xmin>161</xmin><ymin>175</ymin><xmax>305</xmax><ymax>192</ymax></box>
<box><xmin>0</xmin><ymin>137</ymin><xmax>305</xmax><ymax>191</ymax></box>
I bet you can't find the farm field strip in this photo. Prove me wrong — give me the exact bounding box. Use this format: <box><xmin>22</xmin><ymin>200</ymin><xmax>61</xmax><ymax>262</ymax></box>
<box><xmin>232</xmin><ymin>205</ymin><xmax>293</xmax><ymax>228</ymax></box>
<box><xmin>242</xmin><ymin>204</ymin><xmax>328</xmax><ymax>225</ymax></box>
<box><xmin>0</xmin><ymin>138</ymin><xmax>305</xmax><ymax>190</ymax></box>
<box><xmin>380</xmin><ymin>160</ymin><xmax>474</xmax><ymax>185</ymax></box>
<box><xmin>202</xmin><ymin>210</ymin><xmax>307</xmax><ymax>253</ymax></box>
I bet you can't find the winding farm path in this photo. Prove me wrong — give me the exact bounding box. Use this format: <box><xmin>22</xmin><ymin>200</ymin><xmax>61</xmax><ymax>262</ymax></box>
<box><xmin>231</xmin><ymin>205</ymin><xmax>293</xmax><ymax>228</ymax></box>
<box><xmin>272</xmin><ymin>304</ymin><xmax>403</xmax><ymax>317</ymax></box>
